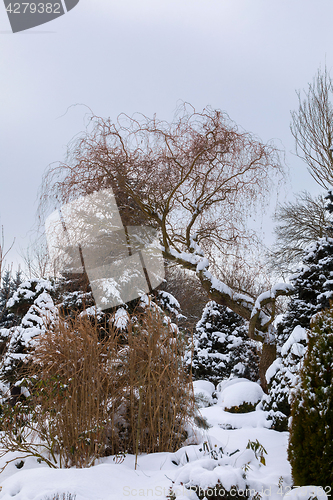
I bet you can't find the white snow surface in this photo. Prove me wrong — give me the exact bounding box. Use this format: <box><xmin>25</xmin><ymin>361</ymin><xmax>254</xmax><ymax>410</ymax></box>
<box><xmin>265</xmin><ymin>358</ymin><xmax>282</xmax><ymax>384</ymax></box>
<box><xmin>283</xmin><ymin>485</ymin><xmax>328</xmax><ymax>499</ymax></box>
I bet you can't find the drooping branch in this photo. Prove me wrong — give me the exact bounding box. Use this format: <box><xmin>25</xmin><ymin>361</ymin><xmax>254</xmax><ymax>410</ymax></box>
<box><xmin>162</xmin><ymin>244</ymin><xmax>294</xmax><ymax>342</ymax></box>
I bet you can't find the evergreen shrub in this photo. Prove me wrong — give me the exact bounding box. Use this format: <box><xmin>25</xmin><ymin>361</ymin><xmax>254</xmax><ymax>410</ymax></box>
<box><xmin>263</xmin><ymin>234</ymin><xmax>333</xmax><ymax>430</ymax></box>
<box><xmin>288</xmin><ymin>306</ymin><xmax>333</xmax><ymax>489</ymax></box>
<box><xmin>191</xmin><ymin>301</ymin><xmax>259</xmax><ymax>386</ymax></box>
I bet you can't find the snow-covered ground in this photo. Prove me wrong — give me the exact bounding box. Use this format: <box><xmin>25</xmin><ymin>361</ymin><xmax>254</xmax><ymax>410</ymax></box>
<box><xmin>0</xmin><ymin>379</ymin><xmax>326</xmax><ymax>500</ymax></box>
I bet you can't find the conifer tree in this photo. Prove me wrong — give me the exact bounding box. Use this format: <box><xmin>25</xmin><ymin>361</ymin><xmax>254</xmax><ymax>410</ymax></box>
<box><xmin>0</xmin><ymin>278</ymin><xmax>58</xmax><ymax>390</ymax></box>
<box><xmin>0</xmin><ymin>269</ymin><xmax>14</xmax><ymax>328</ymax></box>
<box><xmin>0</xmin><ymin>269</ymin><xmax>22</xmax><ymax>360</ymax></box>
<box><xmin>288</xmin><ymin>306</ymin><xmax>333</xmax><ymax>489</ymax></box>
<box><xmin>263</xmin><ymin>207</ymin><xmax>333</xmax><ymax>430</ymax></box>
<box><xmin>191</xmin><ymin>301</ymin><xmax>259</xmax><ymax>386</ymax></box>
<box><xmin>262</xmin><ymin>325</ymin><xmax>307</xmax><ymax>431</ymax></box>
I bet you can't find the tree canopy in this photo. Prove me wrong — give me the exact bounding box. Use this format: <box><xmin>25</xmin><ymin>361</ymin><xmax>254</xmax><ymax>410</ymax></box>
<box><xmin>40</xmin><ymin>105</ymin><xmax>288</xmax><ymax>342</ymax></box>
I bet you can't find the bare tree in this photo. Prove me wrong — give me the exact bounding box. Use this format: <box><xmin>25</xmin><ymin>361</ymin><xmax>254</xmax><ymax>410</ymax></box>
<box><xmin>291</xmin><ymin>66</ymin><xmax>333</xmax><ymax>189</ymax></box>
<box><xmin>20</xmin><ymin>234</ymin><xmax>51</xmax><ymax>279</ymax></box>
<box><xmin>268</xmin><ymin>191</ymin><xmax>331</xmax><ymax>276</ymax></box>
<box><xmin>40</xmin><ymin>105</ymin><xmax>290</xmax><ymax>388</ymax></box>
<box><xmin>0</xmin><ymin>227</ymin><xmax>15</xmax><ymax>285</ymax></box>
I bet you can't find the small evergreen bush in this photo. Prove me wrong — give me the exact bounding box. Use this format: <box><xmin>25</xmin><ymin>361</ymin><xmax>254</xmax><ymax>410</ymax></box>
<box><xmin>0</xmin><ymin>278</ymin><xmax>58</xmax><ymax>390</ymax></box>
<box><xmin>191</xmin><ymin>301</ymin><xmax>259</xmax><ymax>385</ymax></box>
<box><xmin>224</xmin><ymin>401</ymin><xmax>257</xmax><ymax>414</ymax></box>
<box><xmin>288</xmin><ymin>306</ymin><xmax>333</xmax><ymax>489</ymax></box>
<box><xmin>0</xmin><ymin>269</ymin><xmax>22</xmax><ymax>329</ymax></box>
<box><xmin>262</xmin><ymin>325</ymin><xmax>307</xmax><ymax>431</ymax></box>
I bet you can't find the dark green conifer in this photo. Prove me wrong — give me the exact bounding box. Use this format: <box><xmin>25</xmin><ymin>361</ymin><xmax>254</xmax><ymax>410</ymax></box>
<box><xmin>192</xmin><ymin>301</ymin><xmax>259</xmax><ymax>386</ymax></box>
<box><xmin>288</xmin><ymin>306</ymin><xmax>333</xmax><ymax>489</ymax></box>
<box><xmin>263</xmin><ymin>229</ymin><xmax>333</xmax><ymax>430</ymax></box>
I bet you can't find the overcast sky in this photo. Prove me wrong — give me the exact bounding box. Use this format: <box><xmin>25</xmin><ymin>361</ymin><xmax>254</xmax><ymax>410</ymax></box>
<box><xmin>1</xmin><ymin>0</ymin><xmax>333</xmax><ymax>272</ymax></box>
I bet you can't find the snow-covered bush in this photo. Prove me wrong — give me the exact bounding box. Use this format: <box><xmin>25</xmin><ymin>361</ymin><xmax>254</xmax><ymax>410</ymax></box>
<box><xmin>0</xmin><ymin>269</ymin><xmax>22</xmax><ymax>330</ymax></box>
<box><xmin>155</xmin><ymin>290</ymin><xmax>185</xmax><ymax>322</ymax></box>
<box><xmin>191</xmin><ymin>302</ymin><xmax>259</xmax><ymax>386</ymax></box>
<box><xmin>56</xmin><ymin>273</ymin><xmax>95</xmax><ymax>317</ymax></box>
<box><xmin>261</xmin><ymin>326</ymin><xmax>307</xmax><ymax>431</ymax></box>
<box><xmin>193</xmin><ymin>380</ymin><xmax>215</xmax><ymax>408</ymax></box>
<box><xmin>264</xmin><ymin>235</ymin><xmax>333</xmax><ymax>430</ymax></box>
<box><xmin>0</xmin><ymin>278</ymin><xmax>58</xmax><ymax>390</ymax></box>
<box><xmin>218</xmin><ymin>379</ymin><xmax>264</xmax><ymax>414</ymax></box>
<box><xmin>288</xmin><ymin>306</ymin><xmax>333</xmax><ymax>490</ymax></box>
<box><xmin>170</xmin><ymin>436</ymin><xmax>267</xmax><ymax>500</ymax></box>
<box><xmin>276</xmin><ymin>237</ymin><xmax>333</xmax><ymax>347</ymax></box>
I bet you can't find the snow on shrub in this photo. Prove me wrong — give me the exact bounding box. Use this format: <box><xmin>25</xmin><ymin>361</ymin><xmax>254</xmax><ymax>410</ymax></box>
<box><xmin>193</xmin><ymin>380</ymin><xmax>216</xmax><ymax>408</ymax></box>
<box><xmin>0</xmin><ymin>279</ymin><xmax>58</xmax><ymax>389</ymax></box>
<box><xmin>261</xmin><ymin>326</ymin><xmax>307</xmax><ymax>431</ymax></box>
<box><xmin>218</xmin><ymin>379</ymin><xmax>264</xmax><ymax>413</ymax></box>
<box><xmin>170</xmin><ymin>437</ymin><xmax>267</xmax><ymax>500</ymax></box>
<box><xmin>191</xmin><ymin>302</ymin><xmax>259</xmax><ymax>386</ymax></box>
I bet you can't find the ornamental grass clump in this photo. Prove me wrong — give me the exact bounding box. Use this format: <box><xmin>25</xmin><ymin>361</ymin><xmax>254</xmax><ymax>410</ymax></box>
<box><xmin>0</xmin><ymin>302</ymin><xmax>194</xmax><ymax>469</ymax></box>
<box><xmin>28</xmin><ymin>314</ymin><xmax>121</xmax><ymax>468</ymax></box>
<box><xmin>0</xmin><ymin>313</ymin><xmax>120</xmax><ymax>469</ymax></box>
<box><xmin>110</xmin><ymin>303</ymin><xmax>194</xmax><ymax>459</ymax></box>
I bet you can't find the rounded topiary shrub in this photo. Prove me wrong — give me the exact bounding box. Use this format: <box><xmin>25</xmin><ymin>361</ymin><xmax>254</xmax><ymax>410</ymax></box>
<box><xmin>288</xmin><ymin>306</ymin><xmax>333</xmax><ymax>489</ymax></box>
<box><xmin>219</xmin><ymin>379</ymin><xmax>264</xmax><ymax>414</ymax></box>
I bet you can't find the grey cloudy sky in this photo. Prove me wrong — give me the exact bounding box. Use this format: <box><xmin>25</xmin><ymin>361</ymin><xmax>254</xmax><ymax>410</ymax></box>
<box><xmin>1</xmin><ymin>0</ymin><xmax>333</xmax><ymax>271</ymax></box>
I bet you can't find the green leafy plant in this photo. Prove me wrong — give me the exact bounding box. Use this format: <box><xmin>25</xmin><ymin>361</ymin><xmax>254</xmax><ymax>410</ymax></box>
<box><xmin>246</xmin><ymin>439</ymin><xmax>267</xmax><ymax>466</ymax></box>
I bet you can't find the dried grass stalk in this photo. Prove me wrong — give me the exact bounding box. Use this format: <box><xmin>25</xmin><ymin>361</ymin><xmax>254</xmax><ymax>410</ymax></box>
<box><xmin>30</xmin><ymin>315</ymin><xmax>121</xmax><ymax>468</ymax></box>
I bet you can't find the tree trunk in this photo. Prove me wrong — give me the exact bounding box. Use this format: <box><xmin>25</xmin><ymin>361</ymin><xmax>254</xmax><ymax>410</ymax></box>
<box><xmin>259</xmin><ymin>342</ymin><xmax>276</xmax><ymax>393</ymax></box>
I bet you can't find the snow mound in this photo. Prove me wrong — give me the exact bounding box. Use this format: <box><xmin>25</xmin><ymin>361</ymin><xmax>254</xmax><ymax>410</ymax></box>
<box><xmin>172</xmin><ymin>448</ymin><xmax>257</xmax><ymax>493</ymax></box>
<box><xmin>218</xmin><ymin>379</ymin><xmax>264</xmax><ymax>410</ymax></box>
<box><xmin>193</xmin><ymin>380</ymin><xmax>215</xmax><ymax>395</ymax></box>
<box><xmin>193</xmin><ymin>380</ymin><xmax>215</xmax><ymax>407</ymax></box>
<box><xmin>283</xmin><ymin>485</ymin><xmax>328</xmax><ymax>499</ymax></box>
